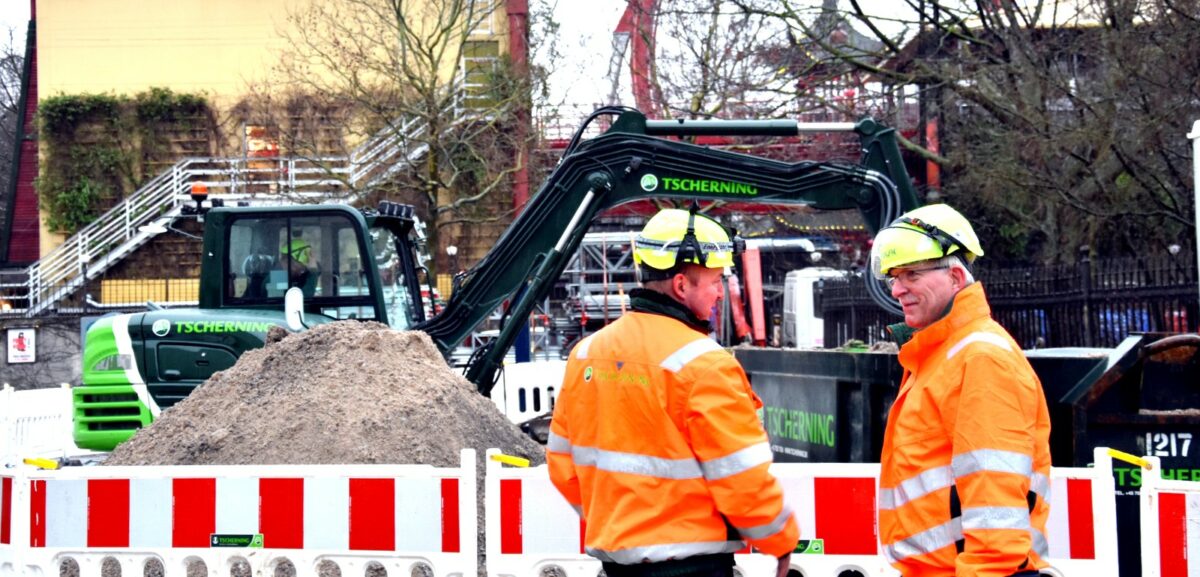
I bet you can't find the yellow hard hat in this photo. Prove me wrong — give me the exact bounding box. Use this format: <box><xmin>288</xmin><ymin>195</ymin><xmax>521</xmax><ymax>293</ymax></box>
<box><xmin>283</xmin><ymin>237</ymin><xmax>312</xmax><ymax>265</ymax></box>
<box><xmin>634</xmin><ymin>208</ymin><xmax>735</xmax><ymax>272</ymax></box>
<box><xmin>870</xmin><ymin>204</ymin><xmax>983</xmax><ymax>279</ymax></box>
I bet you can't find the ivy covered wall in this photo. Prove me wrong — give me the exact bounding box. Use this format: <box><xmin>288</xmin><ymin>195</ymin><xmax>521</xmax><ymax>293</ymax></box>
<box><xmin>36</xmin><ymin>87</ymin><xmax>216</xmax><ymax>234</ymax></box>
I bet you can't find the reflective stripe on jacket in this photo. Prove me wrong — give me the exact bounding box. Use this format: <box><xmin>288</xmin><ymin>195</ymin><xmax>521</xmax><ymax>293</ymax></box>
<box><xmin>548</xmin><ymin>311</ymin><xmax>799</xmax><ymax>563</ymax></box>
<box><xmin>879</xmin><ymin>282</ymin><xmax>1052</xmax><ymax>577</ymax></box>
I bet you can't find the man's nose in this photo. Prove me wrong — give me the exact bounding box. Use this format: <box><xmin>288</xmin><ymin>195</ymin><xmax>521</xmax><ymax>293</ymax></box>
<box><xmin>890</xmin><ymin>279</ymin><xmax>907</xmax><ymax>298</ymax></box>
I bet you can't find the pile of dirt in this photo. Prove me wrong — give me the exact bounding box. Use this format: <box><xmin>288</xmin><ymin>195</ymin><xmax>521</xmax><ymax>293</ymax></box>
<box><xmin>105</xmin><ymin>321</ymin><xmax>544</xmax><ymax>467</ymax></box>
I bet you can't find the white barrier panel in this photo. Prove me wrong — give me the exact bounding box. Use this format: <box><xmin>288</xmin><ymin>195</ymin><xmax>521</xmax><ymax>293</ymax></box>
<box><xmin>0</xmin><ymin>384</ymin><xmax>76</xmax><ymax>467</ymax></box>
<box><xmin>485</xmin><ymin>448</ymin><xmax>1121</xmax><ymax>577</ymax></box>
<box><xmin>1139</xmin><ymin>455</ymin><xmax>1200</xmax><ymax>577</ymax></box>
<box><xmin>493</xmin><ymin>361</ymin><xmax>566</xmax><ymax>424</ymax></box>
<box><xmin>0</xmin><ymin>450</ymin><xmax>477</xmax><ymax>577</ymax></box>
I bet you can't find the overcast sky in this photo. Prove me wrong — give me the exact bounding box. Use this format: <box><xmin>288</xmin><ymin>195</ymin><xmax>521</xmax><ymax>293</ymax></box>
<box><xmin>0</xmin><ymin>1</ymin><xmax>909</xmax><ymax>114</ymax></box>
<box><xmin>1</xmin><ymin>1</ymin><xmax>31</xmax><ymax>51</ymax></box>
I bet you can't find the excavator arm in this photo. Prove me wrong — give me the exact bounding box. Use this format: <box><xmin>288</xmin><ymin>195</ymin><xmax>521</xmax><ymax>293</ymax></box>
<box><xmin>413</xmin><ymin>108</ymin><xmax>920</xmax><ymax>394</ymax></box>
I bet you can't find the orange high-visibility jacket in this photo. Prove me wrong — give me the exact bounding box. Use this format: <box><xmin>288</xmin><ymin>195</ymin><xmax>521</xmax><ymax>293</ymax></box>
<box><xmin>879</xmin><ymin>282</ymin><xmax>1052</xmax><ymax>577</ymax></box>
<box><xmin>547</xmin><ymin>311</ymin><xmax>800</xmax><ymax>564</ymax></box>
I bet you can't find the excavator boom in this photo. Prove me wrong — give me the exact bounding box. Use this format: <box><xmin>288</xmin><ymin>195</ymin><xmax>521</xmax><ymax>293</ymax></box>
<box><xmin>415</xmin><ymin>109</ymin><xmax>920</xmax><ymax>393</ymax></box>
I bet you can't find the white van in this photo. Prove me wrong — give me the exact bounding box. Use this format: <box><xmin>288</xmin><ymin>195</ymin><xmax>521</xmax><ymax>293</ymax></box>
<box><xmin>782</xmin><ymin>268</ymin><xmax>846</xmax><ymax>348</ymax></box>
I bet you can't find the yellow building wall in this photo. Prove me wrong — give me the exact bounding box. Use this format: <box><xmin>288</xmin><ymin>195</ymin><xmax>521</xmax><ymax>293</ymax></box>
<box><xmin>35</xmin><ymin>0</ymin><xmax>509</xmax><ymax>258</ymax></box>
<box><xmin>37</xmin><ymin>0</ymin><xmax>300</xmax><ymax>106</ymax></box>
<box><xmin>38</xmin><ymin>0</ymin><xmax>507</xmax><ymax>110</ymax></box>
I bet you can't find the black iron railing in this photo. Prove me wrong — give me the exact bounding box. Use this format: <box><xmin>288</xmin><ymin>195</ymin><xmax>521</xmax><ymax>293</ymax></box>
<box><xmin>820</xmin><ymin>252</ymin><xmax>1199</xmax><ymax>349</ymax></box>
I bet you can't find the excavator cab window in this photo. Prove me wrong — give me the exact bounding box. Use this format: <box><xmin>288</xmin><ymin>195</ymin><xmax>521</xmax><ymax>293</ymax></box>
<box><xmin>226</xmin><ymin>214</ymin><xmax>378</xmax><ymax>321</ymax></box>
<box><xmin>369</xmin><ymin>226</ymin><xmax>421</xmax><ymax>330</ymax></box>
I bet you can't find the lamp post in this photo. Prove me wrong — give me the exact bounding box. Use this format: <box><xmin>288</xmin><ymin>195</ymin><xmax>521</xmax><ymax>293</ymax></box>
<box><xmin>446</xmin><ymin>245</ymin><xmax>459</xmax><ymax>274</ymax></box>
<box><xmin>1189</xmin><ymin>120</ymin><xmax>1200</xmax><ymax>309</ymax></box>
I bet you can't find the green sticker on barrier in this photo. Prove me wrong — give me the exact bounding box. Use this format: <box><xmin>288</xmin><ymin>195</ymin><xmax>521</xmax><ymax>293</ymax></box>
<box><xmin>211</xmin><ymin>534</ymin><xmax>264</xmax><ymax>548</ymax></box>
<box><xmin>794</xmin><ymin>539</ymin><xmax>824</xmax><ymax>554</ymax></box>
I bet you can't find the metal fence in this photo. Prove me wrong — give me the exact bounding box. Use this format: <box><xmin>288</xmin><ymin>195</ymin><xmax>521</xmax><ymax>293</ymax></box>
<box><xmin>820</xmin><ymin>254</ymin><xmax>1199</xmax><ymax>349</ymax></box>
<box><xmin>0</xmin><ymin>277</ymin><xmax>197</xmax><ymax>318</ymax></box>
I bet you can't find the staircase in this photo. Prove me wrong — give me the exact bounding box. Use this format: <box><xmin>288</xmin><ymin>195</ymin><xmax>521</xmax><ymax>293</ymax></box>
<box><xmin>2</xmin><ymin>80</ymin><xmax>472</xmax><ymax>317</ymax></box>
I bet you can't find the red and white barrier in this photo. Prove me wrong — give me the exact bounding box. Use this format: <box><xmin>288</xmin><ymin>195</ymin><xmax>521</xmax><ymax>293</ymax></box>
<box><xmin>485</xmin><ymin>449</ymin><xmax>595</xmax><ymax>577</ymax></box>
<box><xmin>0</xmin><ymin>450</ymin><xmax>477</xmax><ymax>577</ymax></box>
<box><xmin>485</xmin><ymin>448</ymin><xmax>1120</xmax><ymax>577</ymax></box>
<box><xmin>2</xmin><ymin>474</ymin><xmax>13</xmax><ymax>546</ymax></box>
<box><xmin>1040</xmin><ymin>447</ymin><xmax>1120</xmax><ymax>577</ymax></box>
<box><xmin>745</xmin><ymin>463</ymin><xmax>894</xmax><ymax>577</ymax></box>
<box><xmin>1139</xmin><ymin>455</ymin><xmax>1200</xmax><ymax>577</ymax></box>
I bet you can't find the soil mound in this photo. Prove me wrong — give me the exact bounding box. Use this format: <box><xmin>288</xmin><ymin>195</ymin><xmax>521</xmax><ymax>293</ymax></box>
<box><xmin>104</xmin><ymin>321</ymin><xmax>544</xmax><ymax>467</ymax></box>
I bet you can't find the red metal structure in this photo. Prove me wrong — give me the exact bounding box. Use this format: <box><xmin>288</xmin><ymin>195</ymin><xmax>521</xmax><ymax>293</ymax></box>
<box><xmin>507</xmin><ymin>0</ymin><xmax>531</xmax><ymax>212</ymax></box>
<box><xmin>608</xmin><ymin>0</ymin><xmax>660</xmax><ymax>116</ymax></box>
<box><xmin>2</xmin><ymin>0</ymin><xmax>39</xmax><ymax>265</ymax></box>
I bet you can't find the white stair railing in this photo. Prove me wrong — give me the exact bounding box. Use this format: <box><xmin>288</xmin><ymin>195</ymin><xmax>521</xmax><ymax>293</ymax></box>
<box><xmin>5</xmin><ymin>71</ymin><xmax>486</xmax><ymax>317</ymax></box>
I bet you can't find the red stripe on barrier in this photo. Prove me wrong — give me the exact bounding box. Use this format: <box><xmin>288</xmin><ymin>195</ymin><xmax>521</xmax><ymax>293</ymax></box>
<box><xmin>87</xmin><ymin>479</ymin><xmax>130</xmax><ymax>547</ymax></box>
<box><xmin>1158</xmin><ymin>492</ymin><xmax>1187</xmax><ymax>577</ymax></box>
<box><xmin>500</xmin><ymin>479</ymin><xmax>522</xmax><ymax>554</ymax></box>
<box><xmin>580</xmin><ymin>518</ymin><xmax>587</xmax><ymax>554</ymax></box>
<box><xmin>441</xmin><ymin>479</ymin><xmax>460</xmax><ymax>553</ymax></box>
<box><xmin>1065</xmin><ymin>478</ymin><xmax>1095</xmax><ymax>559</ymax></box>
<box><xmin>814</xmin><ymin>477</ymin><xmax>877</xmax><ymax>555</ymax></box>
<box><xmin>172</xmin><ymin>478</ymin><xmax>216</xmax><ymax>548</ymax></box>
<box><xmin>260</xmin><ymin>478</ymin><xmax>304</xmax><ymax>549</ymax></box>
<box><xmin>1</xmin><ymin>477</ymin><xmax>11</xmax><ymax>545</ymax></box>
<box><xmin>349</xmin><ymin>478</ymin><xmax>395</xmax><ymax>551</ymax></box>
<box><xmin>30</xmin><ymin>480</ymin><xmax>45</xmax><ymax>547</ymax></box>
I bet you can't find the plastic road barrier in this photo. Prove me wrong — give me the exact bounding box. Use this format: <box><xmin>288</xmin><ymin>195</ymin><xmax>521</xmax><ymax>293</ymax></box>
<box><xmin>0</xmin><ymin>385</ymin><xmax>76</xmax><ymax>467</ymax></box>
<box><xmin>1139</xmin><ymin>455</ymin><xmax>1200</xmax><ymax>577</ymax></box>
<box><xmin>485</xmin><ymin>447</ymin><xmax>1121</xmax><ymax>577</ymax></box>
<box><xmin>2</xmin><ymin>446</ymin><xmax>1191</xmax><ymax>576</ymax></box>
<box><xmin>0</xmin><ymin>450</ymin><xmax>476</xmax><ymax>577</ymax></box>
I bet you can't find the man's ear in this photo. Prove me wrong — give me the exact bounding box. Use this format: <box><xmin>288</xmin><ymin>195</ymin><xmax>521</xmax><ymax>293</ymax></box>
<box><xmin>949</xmin><ymin>265</ymin><xmax>969</xmax><ymax>291</ymax></box>
<box><xmin>671</xmin><ymin>271</ymin><xmax>689</xmax><ymax>300</ymax></box>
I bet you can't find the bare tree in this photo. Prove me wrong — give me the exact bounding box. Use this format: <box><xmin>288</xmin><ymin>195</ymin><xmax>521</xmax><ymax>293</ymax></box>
<box><xmin>654</xmin><ymin>0</ymin><xmax>791</xmax><ymax>118</ymax></box>
<box><xmin>729</xmin><ymin>0</ymin><xmax>1200</xmax><ymax>264</ymax></box>
<box><xmin>249</xmin><ymin>0</ymin><xmax>540</xmax><ymax>269</ymax></box>
<box><xmin>1</xmin><ymin>26</ymin><xmax>25</xmax><ymax>229</ymax></box>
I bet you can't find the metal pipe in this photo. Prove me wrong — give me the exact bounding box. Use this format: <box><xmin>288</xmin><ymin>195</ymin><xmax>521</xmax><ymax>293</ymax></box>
<box><xmin>555</xmin><ymin>189</ymin><xmax>597</xmax><ymax>252</ymax></box>
<box><xmin>643</xmin><ymin>119</ymin><xmax>860</xmax><ymax>137</ymax></box>
<box><xmin>794</xmin><ymin>122</ymin><xmax>858</xmax><ymax>133</ymax></box>
<box><xmin>645</xmin><ymin>119</ymin><xmax>800</xmax><ymax>137</ymax></box>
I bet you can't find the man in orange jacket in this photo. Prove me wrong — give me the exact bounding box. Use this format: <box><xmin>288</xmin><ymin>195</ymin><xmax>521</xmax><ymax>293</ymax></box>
<box><xmin>548</xmin><ymin>207</ymin><xmax>799</xmax><ymax>577</ymax></box>
<box><xmin>870</xmin><ymin>205</ymin><xmax>1052</xmax><ymax>577</ymax></box>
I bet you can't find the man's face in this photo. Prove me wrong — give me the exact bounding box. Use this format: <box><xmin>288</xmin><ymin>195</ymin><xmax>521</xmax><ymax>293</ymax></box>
<box><xmin>888</xmin><ymin>261</ymin><xmax>961</xmax><ymax>329</ymax></box>
<box><xmin>676</xmin><ymin>265</ymin><xmax>725</xmax><ymax>321</ymax></box>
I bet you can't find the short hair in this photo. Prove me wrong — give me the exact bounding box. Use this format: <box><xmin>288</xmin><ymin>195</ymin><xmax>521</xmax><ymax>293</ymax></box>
<box><xmin>933</xmin><ymin>254</ymin><xmax>975</xmax><ymax>285</ymax></box>
<box><xmin>640</xmin><ymin>262</ymin><xmax>710</xmax><ymax>291</ymax></box>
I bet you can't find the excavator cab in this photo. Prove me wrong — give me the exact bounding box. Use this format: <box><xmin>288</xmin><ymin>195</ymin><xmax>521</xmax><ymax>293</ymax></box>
<box><xmin>75</xmin><ymin>201</ymin><xmax>429</xmax><ymax>451</ymax></box>
<box><xmin>204</xmin><ymin>202</ymin><xmax>427</xmax><ymax>329</ymax></box>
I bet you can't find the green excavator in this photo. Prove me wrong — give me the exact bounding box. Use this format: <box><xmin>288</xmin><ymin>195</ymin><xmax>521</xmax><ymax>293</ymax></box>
<box><xmin>75</xmin><ymin>107</ymin><xmax>920</xmax><ymax>450</ymax></box>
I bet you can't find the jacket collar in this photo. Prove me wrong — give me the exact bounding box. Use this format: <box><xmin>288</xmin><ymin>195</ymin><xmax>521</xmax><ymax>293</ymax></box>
<box><xmin>896</xmin><ymin>282</ymin><xmax>992</xmax><ymax>370</ymax></box>
<box><xmin>629</xmin><ymin>288</ymin><xmax>713</xmax><ymax>334</ymax></box>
